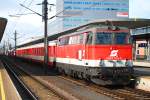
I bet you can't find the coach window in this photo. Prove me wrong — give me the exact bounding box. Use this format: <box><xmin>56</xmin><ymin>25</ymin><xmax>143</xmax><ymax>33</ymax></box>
<box><xmin>39</xmin><ymin>48</ymin><xmax>40</xmax><ymax>55</ymax></box>
<box><xmin>86</xmin><ymin>32</ymin><xmax>93</xmax><ymax>44</ymax></box>
<box><xmin>34</xmin><ymin>49</ymin><xmax>36</xmax><ymax>54</ymax></box>
<box><xmin>37</xmin><ymin>49</ymin><xmax>39</xmax><ymax>55</ymax></box>
<box><xmin>40</xmin><ymin>48</ymin><xmax>42</xmax><ymax>55</ymax></box>
<box><xmin>35</xmin><ymin>49</ymin><xmax>36</xmax><ymax>55</ymax></box>
<box><xmin>38</xmin><ymin>48</ymin><xmax>39</xmax><ymax>55</ymax></box>
<box><xmin>37</xmin><ymin>49</ymin><xmax>38</xmax><ymax>55</ymax></box>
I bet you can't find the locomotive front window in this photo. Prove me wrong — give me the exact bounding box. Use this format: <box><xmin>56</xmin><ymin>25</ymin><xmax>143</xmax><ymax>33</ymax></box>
<box><xmin>95</xmin><ymin>32</ymin><xmax>112</xmax><ymax>44</ymax></box>
<box><xmin>114</xmin><ymin>33</ymin><xmax>128</xmax><ymax>44</ymax></box>
<box><xmin>95</xmin><ymin>32</ymin><xmax>129</xmax><ymax>45</ymax></box>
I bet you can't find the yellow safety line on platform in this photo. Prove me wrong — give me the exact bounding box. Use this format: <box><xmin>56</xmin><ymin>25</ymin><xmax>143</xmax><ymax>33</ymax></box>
<box><xmin>0</xmin><ymin>71</ymin><xmax>6</xmax><ymax>100</ymax></box>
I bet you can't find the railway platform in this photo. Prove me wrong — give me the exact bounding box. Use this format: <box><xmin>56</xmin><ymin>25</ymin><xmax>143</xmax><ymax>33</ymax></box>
<box><xmin>133</xmin><ymin>60</ymin><xmax>150</xmax><ymax>67</ymax></box>
<box><xmin>136</xmin><ymin>76</ymin><xmax>150</xmax><ymax>92</ymax></box>
<box><xmin>133</xmin><ymin>60</ymin><xmax>150</xmax><ymax>92</ymax></box>
<box><xmin>0</xmin><ymin>60</ymin><xmax>21</xmax><ymax>100</ymax></box>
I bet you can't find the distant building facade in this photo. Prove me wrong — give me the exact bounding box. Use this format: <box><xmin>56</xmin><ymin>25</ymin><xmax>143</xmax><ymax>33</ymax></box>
<box><xmin>48</xmin><ymin>0</ymin><xmax>129</xmax><ymax>35</ymax></box>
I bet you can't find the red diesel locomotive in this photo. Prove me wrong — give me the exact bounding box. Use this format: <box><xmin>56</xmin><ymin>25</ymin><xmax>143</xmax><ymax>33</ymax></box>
<box><xmin>15</xmin><ymin>22</ymin><xmax>134</xmax><ymax>85</ymax></box>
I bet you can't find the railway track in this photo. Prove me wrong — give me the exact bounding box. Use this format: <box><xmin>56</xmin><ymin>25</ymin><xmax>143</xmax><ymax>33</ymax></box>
<box><xmin>1</xmin><ymin>58</ymin><xmax>63</xmax><ymax>100</ymax></box>
<box><xmin>59</xmin><ymin>75</ymin><xmax>150</xmax><ymax>100</ymax></box>
<box><xmin>3</xmin><ymin>56</ymin><xmax>150</xmax><ymax>100</ymax></box>
<box><xmin>1</xmin><ymin>60</ymin><xmax>38</xmax><ymax>100</ymax></box>
<box><xmin>113</xmin><ymin>88</ymin><xmax>150</xmax><ymax>100</ymax></box>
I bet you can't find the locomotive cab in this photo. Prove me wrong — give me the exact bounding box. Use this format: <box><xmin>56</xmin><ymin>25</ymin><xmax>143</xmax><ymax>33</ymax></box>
<box><xmin>84</xmin><ymin>26</ymin><xmax>134</xmax><ymax>85</ymax></box>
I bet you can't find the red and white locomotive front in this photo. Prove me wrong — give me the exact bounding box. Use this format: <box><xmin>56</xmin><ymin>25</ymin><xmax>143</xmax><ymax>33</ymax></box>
<box><xmin>83</xmin><ymin>27</ymin><xmax>133</xmax><ymax>84</ymax></box>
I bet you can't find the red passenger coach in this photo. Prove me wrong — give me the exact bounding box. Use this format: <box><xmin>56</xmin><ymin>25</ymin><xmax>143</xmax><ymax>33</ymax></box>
<box><xmin>15</xmin><ymin>21</ymin><xmax>134</xmax><ymax>85</ymax></box>
<box><xmin>16</xmin><ymin>42</ymin><xmax>57</xmax><ymax>67</ymax></box>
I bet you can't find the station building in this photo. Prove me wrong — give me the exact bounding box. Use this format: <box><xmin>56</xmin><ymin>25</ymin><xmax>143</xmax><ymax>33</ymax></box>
<box><xmin>132</xmin><ymin>27</ymin><xmax>150</xmax><ymax>61</ymax></box>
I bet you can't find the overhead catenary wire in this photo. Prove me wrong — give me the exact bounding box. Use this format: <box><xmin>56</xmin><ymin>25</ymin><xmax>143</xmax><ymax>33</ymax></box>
<box><xmin>7</xmin><ymin>0</ymin><xmax>36</xmax><ymax>47</ymax></box>
<box><xmin>11</xmin><ymin>0</ymin><xmax>35</xmax><ymax>32</ymax></box>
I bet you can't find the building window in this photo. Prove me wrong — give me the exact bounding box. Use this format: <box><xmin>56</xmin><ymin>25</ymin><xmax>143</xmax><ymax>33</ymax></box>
<box><xmin>137</xmin><ymin>50</ymin><xmax>139</xmax><ymax>55</ymax></box>
<box><xmin>138</xmin><ymin>43</ymin><xmax>148</xmax><ymax>47</ymax></box>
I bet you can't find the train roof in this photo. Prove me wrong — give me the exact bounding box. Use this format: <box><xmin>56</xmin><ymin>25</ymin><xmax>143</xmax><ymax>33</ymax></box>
<box><xmin>17</xmin><ymin>18</ymin><xmax>150</xmax><ymax>48</ymax></box>
<box><xmin>89</xmin><ymin>18</ymin><xmax>150</xmax><ymax>29</ymax></box>
<box><xmin>0</xmin><ymin>17</ymin><xmax>7</xmax><ymax>42</ymax></box>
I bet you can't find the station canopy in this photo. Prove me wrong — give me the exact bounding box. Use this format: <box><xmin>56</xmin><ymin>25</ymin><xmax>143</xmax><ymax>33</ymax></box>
<box><xmin>0</xmin><ymin>17</ymin><xmax>7</xmax><ymax>42</ymax></box>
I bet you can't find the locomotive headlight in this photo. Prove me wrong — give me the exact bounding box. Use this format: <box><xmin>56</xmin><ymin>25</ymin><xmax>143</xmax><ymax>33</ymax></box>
<box><xmin>125</xmin><ymin>60</ymin><xmax>133</xmax><ymax>67</ymax></box>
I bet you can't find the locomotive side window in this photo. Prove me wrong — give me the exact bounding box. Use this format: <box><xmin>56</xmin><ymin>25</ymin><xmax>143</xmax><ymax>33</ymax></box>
<box><xmin>95</xmin><ymin>32</ymin><xmax>112</xmax><ymax>44</ymax></box>
<box><xmin>69</xmin><ymin>34</ymin><xmax>82</xmax><ymax>45</ymax></box>
<box><xmin>86</xmin><ymin>32</ymin><xmax>93</xmax><ymax>44</ymax></box>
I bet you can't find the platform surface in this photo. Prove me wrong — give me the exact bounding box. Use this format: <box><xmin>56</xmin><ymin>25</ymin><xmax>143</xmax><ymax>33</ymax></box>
<box><xmin>136</xmin><ymin>76</ymin><xmax>150</xmax><ymax>92</ymax></box>
<box><xmin>133</xmin><ymin>61</ymin><xmax>150</xmax><ymax>67</ymax></box>
<box><xmin>0</xmin><ymin>61</ymin><xmax>21</xmax><ymax>100</ymax></box>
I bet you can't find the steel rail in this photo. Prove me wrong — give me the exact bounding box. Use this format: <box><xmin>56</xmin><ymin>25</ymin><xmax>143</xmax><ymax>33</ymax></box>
<box><xmin>1</xmin><ymin>60</ymin><xmax>38</xmax><ymax>100</ymax></box>
<box><xmin>2</xmin><ymin>57</ymin><xmax>78</xmax><ymax>100</ymax></box>
<box><xmin>58</xmin><ymin>75</ymin><xmax>150</xmax><ymax>100</ymax></box>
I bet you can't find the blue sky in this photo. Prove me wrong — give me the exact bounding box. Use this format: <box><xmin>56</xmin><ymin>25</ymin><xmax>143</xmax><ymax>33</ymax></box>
<box><xmin>130</xmin><ymin>0</ymin><xmax>150</xmax><ymax>18</ymax></box>
<box><xmin>0</xmin><ymin>0</ymin><xmax>150</xmax><ymax>47</ymax></box>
